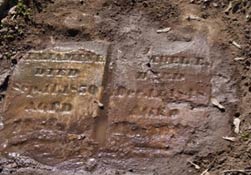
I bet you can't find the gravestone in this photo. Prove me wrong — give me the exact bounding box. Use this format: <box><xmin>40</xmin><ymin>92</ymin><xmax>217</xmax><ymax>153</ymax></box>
<box><xmin>0</xmin><ymin>25</ymin><xmax>236</xmax><ymax>174</ymax></box>
<box><xmin>0</xmin><ymin>41</ymin><xmax>109</xmax><ymax>165</ymax></box>
<box><xmin>101</xmin><ymin>26</ymin><xmax>234</xmax><ymax>165</ymax></box>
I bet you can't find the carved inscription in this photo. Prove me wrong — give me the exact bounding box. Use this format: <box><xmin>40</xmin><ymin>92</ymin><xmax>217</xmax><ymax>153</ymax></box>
<box><xmin>107</xmin><ymin>52</ymin><xmax>212</xmax><ymax>156</ymax></box>
<box><xmin>1</xmin><ymin>42</ymin><xmax>108</xmax><ymax>164</ymax></box>
<box><xmin>12</xmin><ymin>83</ymin><xmax>99</xmax><ymax>96</ymax></box>
<box><xmin>4</xmin><ymin>49</ymin><xmax>105</xmax><ymax>117</ymax></box>
<box><xmin>111</xmin><ymin>83</ymin><xmax>209</xmax><ymax>105</ymax></box>
<box><xmin>25</xmin><ymin>101</ymin><xmax>73</xmax><ymax>113</ymax></box>
<box><xmin>34</xmin><ymin>68</ymin><xmax>80</xmax><ymax>77</ymax></box>
<box><xmin>27</xmin><ymin>51</ymin><xmax>105</xmax><ymax>62</ymax></box>
<box><xmin>151</xmin><ymin>55</ymin><xmax>209</xmax><ymax>66</ymax></box>
<box><xmin>136</xmin><ymin>71</ymin><xmax>185</xmax><ymax>81</ymax></box>
<box><xmin>130</xmin><ymin>55</ymin><xmax>211</xmax><ymax>105</ymax></box>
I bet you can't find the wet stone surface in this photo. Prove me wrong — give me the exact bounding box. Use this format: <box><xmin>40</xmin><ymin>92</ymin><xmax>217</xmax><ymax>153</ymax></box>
<box><xmin>93</xmin><ymin>20</ymin><xmax>236</xmax><ymax>173</ymax></box>
<box><xmin>0</xmin><ymin>41</ymin><xmax>109</xmax><ymax>165</ymax></box>
<box><xmin>104</xmin><ymin>34</ymin><xmax>212</xmax><ymax>157</ymax></box>
<box><xmin>0</xmin><ymin>27</ymin><xmax>236</xmax><ymax>173</ymax></box>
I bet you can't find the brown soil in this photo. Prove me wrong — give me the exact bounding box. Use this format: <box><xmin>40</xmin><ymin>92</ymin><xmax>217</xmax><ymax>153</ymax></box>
<box><xmin>0</xmin><ymin>0</ymin><xmax>251</xmax><ymax>175</ymax></box>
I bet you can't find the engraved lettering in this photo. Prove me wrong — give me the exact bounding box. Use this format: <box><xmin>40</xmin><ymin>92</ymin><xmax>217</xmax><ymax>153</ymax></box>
<box><xmin>57</xmin><ymin>69</ymin><xmax>66</xmax><ymax>76</ymax></box>
<box><xmin>79</xmin><ymin>85</ymin><xmax>87</xmax><ymax>95</ymax></box>
<box><xmin>51</xmin><ymin>101</ymin><xmax>60</xmax><ymax>111</ymax></box>
<box><xmin>34</xmin><ymin>68</ymin><xmax>80</xmax><ymax>78</ymax></box>
<box><xmin>131</xmin><ymin>104</ymin><xmax>167</xmax><ymax>116</ymax></box>
<box><xmin>151</xmin><ymin>55</ymin><xmax>208</xmax><ymax>66</ymax></box>
<box><xmin>47</xmin><ymin>68</ymin><xmax>54</xmax><ymax>77</ymax></box>
<box><xmin>13</xmin><ymin>83</ymin><xmax>99</xmax><ymax>96</ymax></box>
<box><xmin>136</xmin><ymin>72</ymin><xmax>147</xmax><ymax>80</ymax></box>
<box><xmin>61</xmin><ymin>103</ymin><xmax>72</xmax><ymax>112</ymax></box>
<box><xmin>111</xmin><ymin>86</ymin><xmax>209</xmax><ymax>104</ymax></box>
<box><xmin>127</xmin><ymin>89</ymin><xmax>136</xmax><ymax>96</ymax></box>
<box><xmin>115</xmin><ymin>86</ymin><xmax>127</xmax><ymax>96</ymax></box>
<box><xmin>35</xmin><ymin>68</ymin><xmax>45</xmax><ymax>76</ymax></box>
<box><xmin>136</xmin><ymin>71</ymin><xmax>185</xmax><ymax>81</ymax></box>
<box><xmin>27</xmin><ymin>51</ymin><xmax>106</xmax><ymax>63</ymax></box>
<box><xmin>88</xmin><ymin>85</ymin><xmax>98</xmax><ymax>95</ymax></box>
<box><xmin>25</xmin><ymin>101</ymin><xmax>73</xmax><ymax>113</ymax></box>
<box><xmin>3</xmin><ymin>42</ymin><xmax>109</xmax><ymax>162</ymax></box>
<box><xmin>68</xmin><ymin>69</ymin><xmax>80</xmax><ymax>77</ymax></box>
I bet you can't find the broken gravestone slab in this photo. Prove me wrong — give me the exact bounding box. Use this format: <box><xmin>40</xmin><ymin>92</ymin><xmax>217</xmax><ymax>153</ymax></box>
<box><xmin>0</xmin><ymin>41</ymin><xmax>109</xmax><ymax>165</ymax></box>
<box><xmin>105</xmin><ymin>35</ymin><xmax>212</xmax><ymax>157</ymax></box>
<box><xmin>100</xmin><ymin>21</ymin><xmax>236</xmax><ymax>171</ymax></box>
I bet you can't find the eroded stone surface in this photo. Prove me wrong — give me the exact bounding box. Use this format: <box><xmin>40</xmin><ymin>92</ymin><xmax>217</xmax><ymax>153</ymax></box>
<box><xmin>0</xmin><ymin>20</ymin><xmax>236</xmax><ymax>174</ymax></box>
<box><xmin>104</xmin><ymin>34</ymin><xmax>212</xmax><ymax>158</ymax></box>
<box><xmin>0</xmin><ymin>41</ymin><xmax>109</xmax><ymax>165</ymax></box>
<box><xmin>90</xmin><ymin>16</ymin><xmax>236</xmax><ymax>170</ymax></box>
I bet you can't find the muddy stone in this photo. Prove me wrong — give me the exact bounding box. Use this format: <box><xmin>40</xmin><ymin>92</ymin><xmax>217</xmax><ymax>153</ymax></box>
<box><xmin>0</xmin><ymin>6</ymin><xmax>239</xmax><ymax>174</ymax></box>
<box><xmin>0</xmin><ymin>41</ymin><xmax>109</xmax><ymax>165</ymax></box>
<box><xmin>92</xmin><ymin>16</ymin><xmax>236</xmax><ymax>173</ymax></box>
<box><xmin>106</xmin><ymin>36</ymin><xmax>212</xmax><ymax>157</ymax></box>
<box><xmin>0</xmin><ymin>27</ymin><xmax>237</xmax><ymax>174</ymax></box>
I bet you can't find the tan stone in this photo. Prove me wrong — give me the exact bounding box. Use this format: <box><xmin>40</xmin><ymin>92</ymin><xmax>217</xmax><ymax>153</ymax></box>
<box><xmin>0</xmin><ymin>41</ymin><xmax>109</xmax><ymax>165</ymax></box>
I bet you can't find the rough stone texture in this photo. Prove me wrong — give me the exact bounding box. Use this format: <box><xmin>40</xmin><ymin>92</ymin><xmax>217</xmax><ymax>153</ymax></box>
<box><xmin>106</xmin><ymin>36</ymin><xmax>211</xmax><ymax>157</ymax></box>
<box><xmin>0</xmin><ymin>41</ymin><xmax>110</xmax><ymax>165</ymax></box>
<box><xmin>0</xmin><ymin>24</ymin><xmax>237</xmax><ymax>174</ymax></box>
<box><xmin>0</xmin><ymin>0</ymin><xmax>244</xmax><ymax>174</ymax></box>
<box><xmin>93</xmin><ymin>17</ymin><xmax>237</xmax><ymax>173</ymax></box>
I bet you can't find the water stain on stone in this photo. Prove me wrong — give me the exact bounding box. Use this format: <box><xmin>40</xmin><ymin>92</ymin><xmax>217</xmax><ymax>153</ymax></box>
<box><xmin>0</xmin><ymin>23</ymin><xmax>237</xmax><ymax>174</ymax></box>
<box><xmin>0</xmin><ymin>41</ymin><xmax>109</xmax><ymax>165</ymax></box>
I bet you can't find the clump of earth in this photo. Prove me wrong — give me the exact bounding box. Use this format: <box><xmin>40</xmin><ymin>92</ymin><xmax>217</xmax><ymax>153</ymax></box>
<box><xmin>0</xmin><ymin>0</ymin><xmax>251</xmax><ymax>175</ymax></box>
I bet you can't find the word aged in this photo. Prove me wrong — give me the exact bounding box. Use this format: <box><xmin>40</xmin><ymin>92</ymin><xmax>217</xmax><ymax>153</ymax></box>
<box><xmin>25</xmin><ymin>101</ymin><xmax>73</xmax><ymax>113</ymax></box>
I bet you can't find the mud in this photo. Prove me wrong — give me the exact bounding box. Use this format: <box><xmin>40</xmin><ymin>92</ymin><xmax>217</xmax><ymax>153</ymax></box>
<box><xmin>0</xmin><ymin>0</ymin><xmax>250</xmax><ymax>175</ymax></box>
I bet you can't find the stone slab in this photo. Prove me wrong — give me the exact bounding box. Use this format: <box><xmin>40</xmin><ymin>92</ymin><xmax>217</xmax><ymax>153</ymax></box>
<box><xmin>0</xmin><ymin>41</ymin><xmax>109</xmax><ymax>165</ymax></box>
<box><xmin>105</xmin><ymin>35</ymin><xmax>213</xmax><ymax>157</ymax></box>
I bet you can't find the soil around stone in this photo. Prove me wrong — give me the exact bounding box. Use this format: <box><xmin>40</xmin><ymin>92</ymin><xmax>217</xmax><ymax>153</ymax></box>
<box><xmin>0</xmin><ymin>0</ymin><xmax>250</xmax><ymax>175</ymax></box>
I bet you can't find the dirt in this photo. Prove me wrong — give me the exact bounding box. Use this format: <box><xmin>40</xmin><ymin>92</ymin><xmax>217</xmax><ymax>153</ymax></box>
<box><xmin>0</xmin><ymin>0</ymin><xmax>251</xmax><ymax>175</ymax></box>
